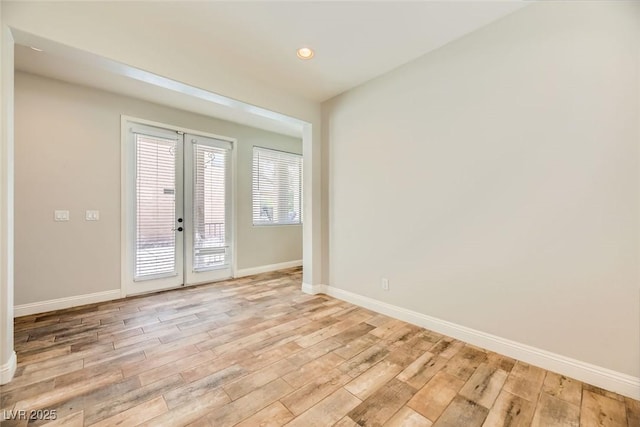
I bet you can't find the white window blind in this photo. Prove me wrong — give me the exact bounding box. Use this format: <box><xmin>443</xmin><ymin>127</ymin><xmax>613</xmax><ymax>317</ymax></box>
<box><xmin>252</xmin><ymin>147</ymin><xmax>302</xmax><ymax>225</ymax></box>
<box><xmin>134</xmin><ymin>133</ymin><xmax>177</xmax><ymax>279</ymax></box>
<box><xmin>192</xmin><ymin>143</ymin><xmax>228</xmax><ymax>270</ymax></box>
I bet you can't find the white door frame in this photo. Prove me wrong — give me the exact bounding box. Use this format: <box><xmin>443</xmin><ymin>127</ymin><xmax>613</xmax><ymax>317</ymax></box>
<box><xmin>124</xmin><ymin>120</ymin><xmax>185</xmax><ymax>294</ymax></box>
<box><xmin>120</xmin><ymin>115</ymin><xmax>237</xmax><ymax>297</ymax></box>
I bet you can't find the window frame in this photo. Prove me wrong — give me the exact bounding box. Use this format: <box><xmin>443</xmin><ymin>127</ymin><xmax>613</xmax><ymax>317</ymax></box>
<box><xmin>252</xmin><ymin>146</ymin><xmax>303</xmax><ymax>227</ymax></box>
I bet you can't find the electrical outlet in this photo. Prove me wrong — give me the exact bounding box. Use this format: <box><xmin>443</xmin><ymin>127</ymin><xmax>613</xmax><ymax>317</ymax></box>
<box><xmin>54</xmin><ymin>210</ymin><xmax>69</xmax><ymax>221</ymax></box>
<box><xmin>86</xmin><ymin>210</ymin><xmax>100</xmax><ymax>221</ymax></box>
<box><xmin>381</xmin><ymin>278</ymin><xmax>389</xmax><ymax>291</ymax></box>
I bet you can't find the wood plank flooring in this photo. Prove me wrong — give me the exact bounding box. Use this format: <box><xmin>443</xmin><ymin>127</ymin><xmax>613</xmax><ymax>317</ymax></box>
<box><xmin>1</xmin><ymin>268</ymin><xmax>638</xmax><ymax>426</ymax></box>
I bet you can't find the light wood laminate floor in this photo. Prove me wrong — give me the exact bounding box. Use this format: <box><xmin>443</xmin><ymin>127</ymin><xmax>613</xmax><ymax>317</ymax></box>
<box><xmin>1</xmin><ymin>268</ymin><xmax>638</xmax><ymax>426</ymax></box>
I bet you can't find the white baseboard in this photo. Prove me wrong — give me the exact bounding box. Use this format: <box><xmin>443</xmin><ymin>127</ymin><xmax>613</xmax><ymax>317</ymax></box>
<box><xmin>0</xmin><ymin>351</ymin><xmax>16</xmax><ymax>385</ymax></box>
<box><xmin>14</xmin><ymin>289</ymin><xmax>122</xmax><ymax>317</ymax></box>
<box><xmin>14</xmin><ymin>261</ymin><xmax>303</xmax><ymax>317</ymax></box>
<box><xmin>318</xmin><ymin>284</ymin><xmax>640</xmax><ymax>400</ymax></box>
<box><xmin>235</xmin><ymin>260</ymin><xmax>302</xmax><ymax>278</ymax></box>
<box><xmin>301</xmin><ymin>283</ymin><xmax>327</xmax><ymax>295</ymax></box>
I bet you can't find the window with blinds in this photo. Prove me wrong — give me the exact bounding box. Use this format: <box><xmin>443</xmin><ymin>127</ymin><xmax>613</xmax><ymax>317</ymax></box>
<box><xmin>192</xmin><ymin>143</ymin><xmax>228</xmax><ymax>270</ymax></box>
<box><xmin>135</xmin><ymin>134</ymin><xmax>177</xmax><ymax>279</ymax></box>
<box><xmin>252</xmin><ymin>147</ymin><xmax>302</xmax><ymax>225</ymax></box>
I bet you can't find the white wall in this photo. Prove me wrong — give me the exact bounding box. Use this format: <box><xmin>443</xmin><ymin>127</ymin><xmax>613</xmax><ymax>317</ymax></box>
<box><xmin>14</xmin><ymin>72</ymin><xmax>302</xmax><ymax>305</ymax></box>
<box><xmin>323</xmin><ymin>0</ymin><xmax>639</xmax><ymax>380</ymax></box>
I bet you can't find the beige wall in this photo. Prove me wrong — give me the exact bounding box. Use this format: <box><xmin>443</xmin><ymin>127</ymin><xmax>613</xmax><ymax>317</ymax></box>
<box><xmin>14</xmin><ymin>71</ymin><xmax>302</xmax><ymax>305</ymax></box>
<box><xmin>323</xmin><ymin>1</ymin><xmax>639</xmax><ymax>378</ymax></box>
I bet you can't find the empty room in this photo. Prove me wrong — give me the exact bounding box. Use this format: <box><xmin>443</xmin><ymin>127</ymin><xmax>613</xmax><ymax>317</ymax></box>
<box><xmin>0</xmin><ymin>1</ymin><xmax>638</xmax><ymax>426</ymax></box>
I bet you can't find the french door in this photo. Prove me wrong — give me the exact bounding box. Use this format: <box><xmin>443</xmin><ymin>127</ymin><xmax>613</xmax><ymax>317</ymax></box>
<box><xmin>124</xmin><ymin>120</ymin><xmax>233</xmax><ymax>295</ymax></box>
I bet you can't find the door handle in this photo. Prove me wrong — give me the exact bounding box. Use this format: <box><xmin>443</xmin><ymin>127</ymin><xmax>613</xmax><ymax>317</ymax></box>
<box><xmin>172</xmin><ymin>227</ymin><xmax>184</xmax><ymax>232</ymax></box>
<box><xmin>177</xmin><ymin>218</ymin><xmax>183</xmax><ymax>223</ymax></box>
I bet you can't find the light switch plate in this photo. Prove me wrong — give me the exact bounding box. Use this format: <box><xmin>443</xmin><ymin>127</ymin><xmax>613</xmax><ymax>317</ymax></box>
<box><xmin>54</xmin><ymin>210</ymin><xmax>69</xmax><ymax>221</ymax></box>
<box><xmin>86</xmin><ymin>210</ymin><xmax>100</xmax><ymax>221</ymax></box>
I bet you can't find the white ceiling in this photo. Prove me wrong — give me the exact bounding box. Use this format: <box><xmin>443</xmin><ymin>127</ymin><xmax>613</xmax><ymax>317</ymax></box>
<box><xmin>182</xmin><ymin>1</ymin><xmax>527</xmax><ymax>102</ymax></box>
<box><xmin>14</xmin><ymin>2</ymin><xmax>528</xmax><ymax>136</ymax></box>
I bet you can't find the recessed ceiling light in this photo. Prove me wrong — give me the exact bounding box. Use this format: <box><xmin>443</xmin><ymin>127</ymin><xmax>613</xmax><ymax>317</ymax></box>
<box><xmin>296</xmin><ymin>47</ymin><xmax>314</xmax><ymax>60</ymax></box>
<box><xmin>30</xmin><ymin>46</ymin><xmax>43</xmax><ymax>52</ymax></box>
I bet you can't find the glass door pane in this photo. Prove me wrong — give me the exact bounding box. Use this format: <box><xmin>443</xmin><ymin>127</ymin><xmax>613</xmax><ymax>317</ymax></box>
<box><xmin>185</xmin><ymin>134</ymin><xmax>232</xmax><ymax>284</ymax></box>
<box><xmin>134</xmin><ymin>133</ymin><xmax>181</xmax><ymax>280</ymax></box>
<box><xmin>193</xmin><ymin>143</ymin><xmax>228</xmax><ymax>270</ymax></box>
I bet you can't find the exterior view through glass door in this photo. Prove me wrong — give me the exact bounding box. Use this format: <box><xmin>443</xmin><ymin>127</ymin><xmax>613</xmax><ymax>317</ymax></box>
<box><xmin>184</xmin><ymin>134</ymin><xmax>232</xmax><ymax>284</ymax></box>
<box><xmin>125</xmin><ymin>121</ymin><xmax>233</xmax><ymax>295</ymax></box>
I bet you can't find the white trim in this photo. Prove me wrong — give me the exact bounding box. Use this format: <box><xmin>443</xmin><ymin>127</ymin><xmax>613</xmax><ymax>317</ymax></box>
<box><xmin>301</xmin><ymin>283</ymin><xmax>327</xmax><ymax>295</ymax></box>
<box><xmin>230</xmin><ymin>138</ymin><xmax>238</xmax><ymax>278</ymax></box>
<box><xmin>235</xmin><ymin>260</ymin><xmax>302</xmax><ymax>278</ymax></box>
<box><xmin>1</xmin><ymin>26</ymin><xmax>16</xmax><ymax>388</ymax></box>
<box><xmin>121</xmin><ymin>115</ymin><xmax>237</xmax><ymax>145</ymax></box>
<box><xmin>120</xmin><ymin>116</ymin><xmax>129</xmax><ymax>298</ymax></box>
<box><xmin>129</xmin><ymin>123</ymin><xmax>181</xmax><ymax>140</ymax></box>
<box><xmin>187</xmin><ymin>133</ymin><xmax>233</xmax><ymax>150</ymax></box>
<box><xmin>0</xmin><ymin>351</ymin><xmax>16</xmax><ymax>385</ymax></box>
<box><xmin>318</xmin><ymin>284</ymin><xmax>640</xmax><ymax>400</ymax></box>
<box><xmin>14</xmin><ymin>290</ymin><xmax>121</xmax><ymax>317</ymax></box>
